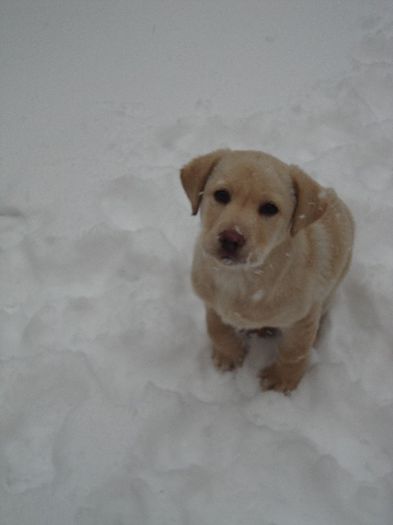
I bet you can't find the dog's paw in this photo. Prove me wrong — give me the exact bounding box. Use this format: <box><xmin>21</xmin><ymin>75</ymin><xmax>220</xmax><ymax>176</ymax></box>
<box><xmin>212</xmin><ymin>347</ymin><xmax>245</xmax><ymax>372</ymax></box>
<box><xmin>259</xmin><ymin>363</ymin><xmax>302</xmax><ymax>393</ymax></box>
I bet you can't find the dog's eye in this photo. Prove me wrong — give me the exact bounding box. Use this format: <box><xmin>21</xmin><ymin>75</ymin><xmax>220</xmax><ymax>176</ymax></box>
<box><xmin>259</xmin><ymin>202</ymin><xmax>279</xmax><ymax>216</ymax></box>
<box><xmin>214</xmin><ymin>189</ymin><xmax>231</xmax><ymax>204</ymax></box>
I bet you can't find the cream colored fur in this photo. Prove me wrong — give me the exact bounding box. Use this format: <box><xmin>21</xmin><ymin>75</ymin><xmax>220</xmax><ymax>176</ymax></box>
<box><xmin>181</xmin><ymin>149</ymin><xmax>354</xmax><ymax>392</ymax></box>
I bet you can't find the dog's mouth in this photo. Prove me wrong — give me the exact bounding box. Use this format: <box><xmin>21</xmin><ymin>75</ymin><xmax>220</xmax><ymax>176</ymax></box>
<box><xmin>214</xmin><ymin>249</ymin><xmax>261</xmax><ymax>267</ymax></box>
<box><xmin>202</xmin><ymin>247</ymin><xmax>244</xmax><ymax>266</ymax></box>
<box><xmin>215</xmin><ymin>248</ymin><xmax>267</xmax><ymax>268</ymax></box>
<box><xmin>219</xmin><ymin>253</ymin><xmax>242</xmax><ymax>265</ymax></box>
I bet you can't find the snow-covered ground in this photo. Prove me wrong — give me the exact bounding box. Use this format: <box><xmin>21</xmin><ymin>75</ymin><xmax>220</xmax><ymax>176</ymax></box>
<box><xmin>1</xmin><ymin>1</ymin><xmax>393</xmax><ymax>524</ymax></box>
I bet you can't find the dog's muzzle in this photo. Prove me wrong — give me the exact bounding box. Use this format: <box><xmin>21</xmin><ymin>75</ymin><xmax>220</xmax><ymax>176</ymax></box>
<box><xmin>218</xmin><ymin>229</ymin><xmax>246</xmax><ymax>260</ymax></box>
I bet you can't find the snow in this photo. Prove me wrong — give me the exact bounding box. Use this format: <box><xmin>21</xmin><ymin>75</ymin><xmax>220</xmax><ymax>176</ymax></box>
<box><xmin>1</xmin><ymin>1</ymin><xmax>393</xmax><ymax>524</ymax></box>
<box><xmin>251</xmin><ymin>290</ymin><xmax>265</xmax><ymax>302</ymax></box>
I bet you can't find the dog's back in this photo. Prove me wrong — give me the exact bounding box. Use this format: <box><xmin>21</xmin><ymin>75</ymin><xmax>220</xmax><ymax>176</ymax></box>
<box><xmin>308</xmin><ymin>188</ymin><xmax>354</xmax><ymax>311</ymax></box>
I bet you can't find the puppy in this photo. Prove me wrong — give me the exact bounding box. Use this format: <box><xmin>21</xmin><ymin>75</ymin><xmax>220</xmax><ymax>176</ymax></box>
<box><xmin>180</xmin><ymin>149</ymin><xmax>354</xmax><ymax>392</ymax></box>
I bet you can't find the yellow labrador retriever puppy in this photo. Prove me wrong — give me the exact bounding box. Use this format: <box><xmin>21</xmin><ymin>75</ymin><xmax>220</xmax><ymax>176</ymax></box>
<box><xmin>181</xmin><ymin>149</ymin><xmax>354</xmax><ymax>392</ymax></box>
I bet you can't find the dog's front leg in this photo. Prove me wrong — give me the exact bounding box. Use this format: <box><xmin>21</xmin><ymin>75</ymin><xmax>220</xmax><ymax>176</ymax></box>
<box><xmin>206</xmin><ymin>308</ymin><xmax>246</xmax><ymax>372</ymax></box>
<box><xmin>260</xmin><ymin>306</ymin><xmax>321</xmax><ymax>393</ymax></box>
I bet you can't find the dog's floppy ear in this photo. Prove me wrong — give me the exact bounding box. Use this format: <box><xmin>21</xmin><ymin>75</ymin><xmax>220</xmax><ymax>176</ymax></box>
<box><xmin>290</xmin><ymin>165</ymin><xmax>327</xmax><ymax>236</ymax></box>
<box><xmin>180</xmin><ymin>149</ymin><xmax>228</xmax><ymax>215</ymax></box>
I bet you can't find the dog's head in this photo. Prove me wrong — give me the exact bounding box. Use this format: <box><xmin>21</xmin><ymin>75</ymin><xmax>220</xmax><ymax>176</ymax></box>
<box><xmin>181</xmin><ymin>149</ymin><xmax>327</xmax><ymax>267</ymax></box>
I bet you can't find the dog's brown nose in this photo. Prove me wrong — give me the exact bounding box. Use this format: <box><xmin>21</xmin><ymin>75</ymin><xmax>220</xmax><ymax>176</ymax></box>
<box><xmin>219</xmin><ymin>229</ymin><xmax>246</xmax><ymax>256</ymax></box>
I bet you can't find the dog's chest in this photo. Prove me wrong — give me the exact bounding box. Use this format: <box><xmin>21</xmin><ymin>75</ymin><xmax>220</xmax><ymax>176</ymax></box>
<box><xmin>192</xmin><ymin>251</ymin><xmax>297</xmax><ymax>329</ymax></box>
<box><xmin>210</xmin><ymin>270</ymin><xmax>271</xmax><ymax>329</ymax></box>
